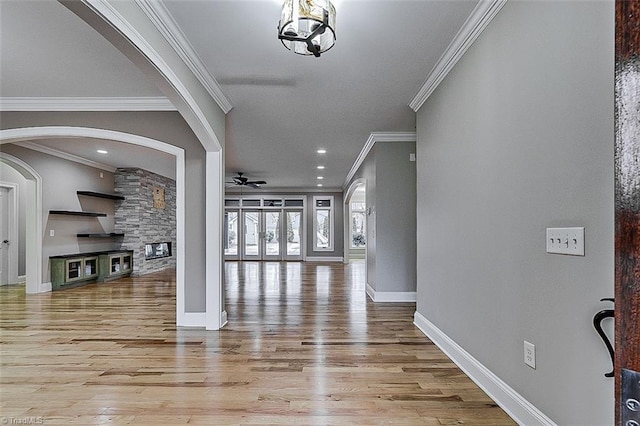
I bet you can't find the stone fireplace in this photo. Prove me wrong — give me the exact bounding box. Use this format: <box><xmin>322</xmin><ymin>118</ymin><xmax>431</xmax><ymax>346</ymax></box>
<box><xmin>114</xmin><ymin>168</ymin><xmax>176</xmax><ymax>276</ymax></box>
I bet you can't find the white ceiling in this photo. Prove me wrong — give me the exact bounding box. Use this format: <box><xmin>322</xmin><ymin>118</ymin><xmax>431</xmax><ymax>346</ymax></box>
<box><xmin>0</xmin><ymin>0</ymin><xmax>479</xmax><ymax>191</ymax></box>
<box><xmin>17</xmin><ymin>138</ymin><xmax>177</xmax><ymax>180</ymax></box>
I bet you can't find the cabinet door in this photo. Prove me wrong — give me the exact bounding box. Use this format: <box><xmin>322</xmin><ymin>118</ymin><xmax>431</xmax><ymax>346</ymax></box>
<box><xmin>110</xmin><ymin>255</ymin><xmax>122</xmax><ymax>274</ymax></box>
<box><xmin>84</xmin><ymin>257</ymin><xmax>98</xmax><ymax>278</ymax></box>
<box><xmin>122</xmin><ymin>254</ymin><xmax>132</xmax><ymax>272</ymax></box>
<box><xmin>66</xmin><ymin>258</ymin><xmax>83</xmax><ymax>282</ymax></box>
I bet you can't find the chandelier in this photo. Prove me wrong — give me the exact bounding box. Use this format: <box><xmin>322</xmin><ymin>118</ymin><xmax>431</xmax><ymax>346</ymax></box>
<box><xmin>278</xmin><ymin>0</ymin><xmax>336</xmax><ymax>57</ymax></box>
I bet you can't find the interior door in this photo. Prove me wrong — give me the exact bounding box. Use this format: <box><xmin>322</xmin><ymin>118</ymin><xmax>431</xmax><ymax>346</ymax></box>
<box><xmin>614</xmin><ymin>1</ymin><xmax>640</xmax><ymax>423</ymax></box>
<box><xmin>242</xmin><ymin>210</ymin><xmax>261</xmax><ymax>260</ymax></box>
<box><xmin>0</xmin><ymin>187</ymin><xmax>9</xmax><ymax>285</ymax></box>
<box><xmin>284</xmin><ymin>210</ymin><xmax>303</xmax><ymax>261</ymax></box>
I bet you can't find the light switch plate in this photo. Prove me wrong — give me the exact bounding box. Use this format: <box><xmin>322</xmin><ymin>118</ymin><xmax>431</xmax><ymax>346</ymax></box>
<box><xmin>546</xmin><ymin>227</ymin><xmax>585</xmax><ymax>256</ymax></box>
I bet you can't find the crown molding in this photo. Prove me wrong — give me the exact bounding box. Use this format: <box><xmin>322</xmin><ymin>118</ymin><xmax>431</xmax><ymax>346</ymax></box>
<box><xmin>0</xmin><ymin>97</ymin><xmax>176</xmax><ymax>111</ymax></box>
<box><xmin>14</xmin><ymin>141</ymin><xmax>117</xmax><ymax>173</ymax></box>
<box><xmin>409</xmin><ymin>0</ymin><xmax>507</xmax><ymax>112</ymax></box>
<box><xmin>135</xmin><ymin>0</ymin><xmax>233</xmax><ymax>114</ymax></box>
<box><xmin>343</xmin><ymin>131</ymin><xmax>417</xmax><ymax>189</ymax></box>
<box><xmin>80</xmin><ymin>0</ymin><xmax>221</xmax><ymax>151</ymax></box>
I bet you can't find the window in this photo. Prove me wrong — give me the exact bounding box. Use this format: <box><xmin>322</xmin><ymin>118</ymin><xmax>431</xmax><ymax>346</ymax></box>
<box><xmin>350</xmin><ymin>201</ymin><xmax>366</xmax><ymax>248</ymax></box>
<box><xmin>284</xmin><ymin>199</ymin><xmax>304</xmax><ymax>207</ymax></box>
<box><xmin>241</xmin><ymin>199</ymin><xmax>260</xmax><ymax>207</ymax></box>
<box><xmin>313</xmin><ymin>196</ymin><xmax>333</xmax><ymax>251</ymax></box>
<box><xmin>263</xmin><ymin>199</ymin><xmax>283</xmax><ymax>207</ymax></box>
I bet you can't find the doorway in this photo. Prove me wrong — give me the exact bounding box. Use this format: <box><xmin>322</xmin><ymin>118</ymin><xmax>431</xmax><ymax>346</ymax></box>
<box><xmin>0</xmin><ymin>186</ymin><xmax>10</xmax><ymax>285</ymax></box>
<box><xmin>0</xmin><ymin>181</ymin><xmax>19</xmax><ymax>287</ymax></box>
<box><xmin>225</xmin><ymin>206</ymin><xmax>303</xmax><ymax>261</ymax></box>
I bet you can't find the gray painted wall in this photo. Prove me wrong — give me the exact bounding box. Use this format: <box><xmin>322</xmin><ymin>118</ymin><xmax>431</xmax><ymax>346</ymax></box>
<box><xmin>0</xmin><ymin>111</ymin><xmax>212</xmax><ymax>313</ymax></box>
<box><xmin>363</xmin><ymin>149</ymin><xmax>377</xmax><ymax>288</ymax></box>
<box><xmin>346</xmin><ymin>141</ymin><xmax>416</xmax><ymax>295</ymax></box>
<box><xmin>416</xmin><ymin>2</ymin><xmax>614</xmax><ymax>424</ymax></box>
<box><xmin>1</xmin><ymin>144</ymin><xmax>118</xmax><ymax>282</ymax></box>
<box><xmin>376</xmin><ymin>142</ymin><xmax>416</xmax><ymax>293</ymax></box>
<box><xmin>0</xmin><ymin>162</ymin><xmax>27</xmax><ymax>276</ymax></box>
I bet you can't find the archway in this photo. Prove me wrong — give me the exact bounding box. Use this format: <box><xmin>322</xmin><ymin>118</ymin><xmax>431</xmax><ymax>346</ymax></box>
<box><xmin>343</xmin><ymin>178</ymin><xmax>367</xmax><ymax>265</ymax></box>
<box><xmin>0</xmin><ymin>126</ymin><xmax>189</xmax><ymax>323</ymax></box>
<box><xmin>0</xmin><ymin>153</ymin><xmax>42</xmax><ymax>294</ymax></box>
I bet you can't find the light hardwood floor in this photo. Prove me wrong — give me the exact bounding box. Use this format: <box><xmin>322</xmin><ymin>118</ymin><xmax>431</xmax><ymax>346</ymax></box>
<box><xmin>0</xmin><ymin>261</ymin><xmax>515</xmax><ymax>425</ymax></box>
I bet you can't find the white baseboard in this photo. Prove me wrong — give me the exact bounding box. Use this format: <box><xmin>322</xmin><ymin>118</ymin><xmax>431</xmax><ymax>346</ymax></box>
<box><xmin>413</xmin><ymin>312</ymin><xmax>556</xmax><ymax>426</ymax></box>
<box><xmin>26</xmin><ymin>282</ymin><xmax>52</xmax><ymax>294</ymax></box>
<box><xmin>18</xmin><ymin>275</ymin><xmax>26</xmax><ymax>284</ymax></box>
<box><xmin>366</xmin><ymin>283</ymin><xmax>416</xmax><ymax>302</ymax></box>
<box><xmin>306</xmin><ymin>256</ymin><xmax>344</xmax><ymax>262</ymax></box>
<box><xmin>179</xmin><ymin>312</ymin><xmax>206</xmax><ymax>327</ymax></box>
<box><xmin>221</xmin><ymin>310</ymin><xmax>228</xmax><ymax>328</ymax></box>
<box><xmin>366</xmin><ymin>283</ymin><xmax>375</xmax><ymax>301</ymax></box>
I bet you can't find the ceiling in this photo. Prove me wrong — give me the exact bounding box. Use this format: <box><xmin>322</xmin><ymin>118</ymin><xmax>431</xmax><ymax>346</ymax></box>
<box><xmin>0</xmin><ymin>0</ymin><xmax>479</xmax><ymax>191</ymax></box>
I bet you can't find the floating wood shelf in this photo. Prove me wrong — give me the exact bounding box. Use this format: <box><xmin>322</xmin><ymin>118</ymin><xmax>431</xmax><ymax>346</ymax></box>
<box><xmin>77</xmin><ymin>191</ymin><xmax>125</xmax><ymax>201</ymax></box>
<box><xmin>77</xmin><ymin>233</ymin><xmax>125</xmax><ymax>238</ymax></box>
<box><xmin>49</xmin><ymin>210</ymin><xmax>107</xmax><ymax>217</ymax></box>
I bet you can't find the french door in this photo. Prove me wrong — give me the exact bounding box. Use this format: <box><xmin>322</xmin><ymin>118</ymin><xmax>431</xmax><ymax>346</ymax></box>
<box><xmin>225</xmin><ymin>209</ymin><xmax>303</xmax><ymax>261</ymax></box>
<box><xmin>285</xmin><ymin>210</ymin><xmax>303</xmax><ymax>261</ymax></box>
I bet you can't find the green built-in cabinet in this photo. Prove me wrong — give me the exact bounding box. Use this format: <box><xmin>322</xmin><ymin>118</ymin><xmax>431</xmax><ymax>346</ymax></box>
<box><xmin>50</xmin><ymin>250</ymin><xmax>133</xmax><ymax>290</ymax></box>
<box><xmin>98</xmin><ymin>251</ymin><xmax>133</xmax><ymax>282</ymax></box>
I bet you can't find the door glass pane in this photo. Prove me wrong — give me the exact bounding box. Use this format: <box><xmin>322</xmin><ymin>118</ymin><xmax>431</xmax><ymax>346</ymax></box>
<box><xmin>111</xmin><ymin>256</ymin><xmax>121</xmax><ymax>273</ymax></box>
<box><xmin>287</xmin><ymin>211</ymin><xmax>301</xmax><ymax>256</ymax></box>
<box><xmin>264</xmin><ymin>211</ymin><xmax>280</xmax><ymax>256</ymax></box>
<box><xmin>67</xmin><ymin>260</ymin><xmax>81</xmax><ymax>280</ymax></box>
<box><xmin>244</xmin><ymin>212</ymin><xmax>260</xmax><ymax>256</ymax></box>
<box><xmin>122</xmin><ymin>255</ymin><xmax>131</xmax><ymax>271</ymax></box>
<box><xmin>351</xmin><ymin>211</ymin><xmax>366</xmax><ymax>247</ymax></box>
<box><xmin>316</xmin><ymin>209</ymin><xmax>330</xmax><ymax>249</ymax></box>
<box><xmin>85</xmin><ymin>258</ymin><xmax>97</xmax><ymax>276</ymax></box>
<box><xmin>225</xmin><ymin>211</ymin><xmax>238</xmax><ymax>256</ymax></box>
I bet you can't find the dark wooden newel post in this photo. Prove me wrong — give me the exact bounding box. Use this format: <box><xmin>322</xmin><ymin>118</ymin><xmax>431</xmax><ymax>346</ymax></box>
<box><xmin>615</xmin><ymin>0</ymin><xmax>640</xmax><ymax>424</ymax></box>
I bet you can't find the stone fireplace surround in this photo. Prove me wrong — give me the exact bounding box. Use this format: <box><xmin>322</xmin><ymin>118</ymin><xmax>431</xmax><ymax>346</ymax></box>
<box><xmin>114</xmin><ymin>168</ymin><xmax>176</xmax><ymax>276</ymax></box>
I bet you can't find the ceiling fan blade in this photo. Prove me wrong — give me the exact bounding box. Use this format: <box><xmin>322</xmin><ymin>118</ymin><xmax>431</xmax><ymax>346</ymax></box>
<box><xmin>247</xmin><ymin>180</ymin><xmax>267</xmax><ymax>185</ymax></box>
<box><xmin>247</xmin><ymin>183</ymin><xmax>261</xmax><ymax>188</ymax></box>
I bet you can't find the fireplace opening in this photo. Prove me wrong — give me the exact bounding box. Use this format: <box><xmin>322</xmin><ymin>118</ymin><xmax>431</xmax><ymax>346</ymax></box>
<box><xmin>145</xmin><ymin>242</ymin><xmax>172</xmax><ymax>260</ymax></box>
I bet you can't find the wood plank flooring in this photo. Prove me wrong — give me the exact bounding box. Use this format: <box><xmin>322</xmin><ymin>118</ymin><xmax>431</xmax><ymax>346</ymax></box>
<box><xmin>0</xmin><ymin>261</ymin><xmax>515</xmax><ymax>425</ymax></box>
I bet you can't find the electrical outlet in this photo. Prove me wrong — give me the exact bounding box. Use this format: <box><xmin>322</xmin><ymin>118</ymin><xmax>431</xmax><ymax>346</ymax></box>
<box><xmin>49</xmin><ymin>229</ymin><xmax>55</xmax><ymax>237</ymax></box>
<box><xmin>546</xmin><ymin>227</ymin><xmax>585</xmax><ymax>256</ymax></box>
<box><xmin>524</xmin><ymin>341</ymin><xmax>536</xmax><ymax>369</ymax></box>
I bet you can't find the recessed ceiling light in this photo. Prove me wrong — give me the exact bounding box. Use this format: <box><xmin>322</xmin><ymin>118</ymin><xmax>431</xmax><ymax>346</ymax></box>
<box><xmin>317</xmin><ymin>166</ymin><xmax>325</xmax><ymax>169</ymax></box>
<box><xmin>317</xmin><ymin>184</ymin><xmax>323</xmax><ymax>187</ymax></box>
<box><xmin>317</xmin><ymin>176</ymin><xmax>324</xmax><ymax>180</ymax></box>
<box><xmin>317</xmin><ymin>149</ymin><xmax>327</xmax><ymax>154</ymax></box>
<box><xmin>97</xmin><ymin>150</ymin><xmax>108</xmax><ymax>154</ymax></box>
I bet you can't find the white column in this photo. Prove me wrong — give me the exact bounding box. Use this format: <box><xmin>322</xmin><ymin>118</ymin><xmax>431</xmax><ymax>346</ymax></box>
<box><xmin>205</xmin><ymin>151</ymin><xmax>226</xmax><ymax>330</ymax></box>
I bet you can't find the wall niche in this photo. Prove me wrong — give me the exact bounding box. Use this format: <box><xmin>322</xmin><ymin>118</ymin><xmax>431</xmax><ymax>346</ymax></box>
<box><xmin>114</xmin><ymin>168</ymin><xmax>176</xmax><ymax>276</ymax></box>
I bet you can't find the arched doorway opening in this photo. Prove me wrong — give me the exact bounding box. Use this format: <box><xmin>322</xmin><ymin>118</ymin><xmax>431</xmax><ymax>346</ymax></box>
<box><xmin>344</xmin><ymin>179</ymin><xmax>367</xmax><ymax>265</ymax></box>
<box><xmin>0</xmin><ymin>126</ymin><xmax>189</xmax><ymax>323</ymax></box>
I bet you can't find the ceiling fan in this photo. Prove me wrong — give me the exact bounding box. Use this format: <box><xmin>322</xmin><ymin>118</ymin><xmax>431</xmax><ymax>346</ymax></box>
<box><xmin>226</xmin><ymin>172</ymin><xmax>267</xmax><ymax>189</ymax></box>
